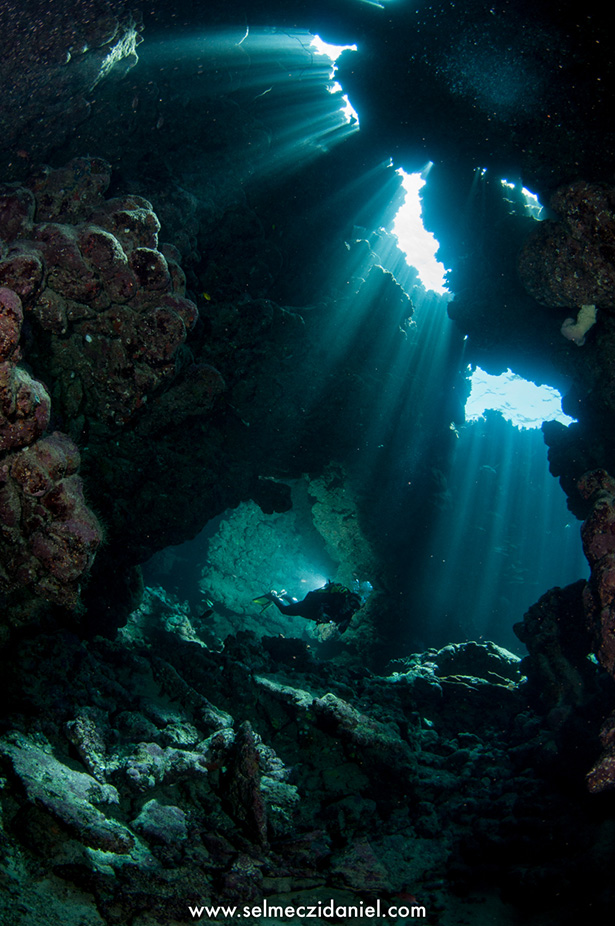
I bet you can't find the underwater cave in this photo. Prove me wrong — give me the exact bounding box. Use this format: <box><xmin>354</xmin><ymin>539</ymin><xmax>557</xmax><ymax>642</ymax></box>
<box><xmin>2</xmin><ymin>1</ymin><xmax>615</xmax><ymax>924</ymax></box>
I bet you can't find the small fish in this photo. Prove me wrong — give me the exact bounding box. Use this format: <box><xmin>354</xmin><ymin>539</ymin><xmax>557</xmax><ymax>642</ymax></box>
<box><xmin>392</xmin><ymin>890</ymin><xmax>421</xmax><ymax>906</ymax></box>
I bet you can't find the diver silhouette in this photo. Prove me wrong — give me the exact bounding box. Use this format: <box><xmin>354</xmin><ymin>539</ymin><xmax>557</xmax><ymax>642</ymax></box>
<box><xmin>253</xmin><ymin>581</ymin><xmax>362</xmax><ymax>634</ymax></box>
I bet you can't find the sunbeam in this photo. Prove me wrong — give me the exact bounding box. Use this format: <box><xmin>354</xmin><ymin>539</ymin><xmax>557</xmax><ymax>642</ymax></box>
<box><xmin>138</xmin><ymin>27</ymin><xmax>360</xmax><ymax>181</ymax></box>
<box><xmin>413</xmin><ymin>413</ymin><xmax>588</xmax><ymax>652</ymax></box>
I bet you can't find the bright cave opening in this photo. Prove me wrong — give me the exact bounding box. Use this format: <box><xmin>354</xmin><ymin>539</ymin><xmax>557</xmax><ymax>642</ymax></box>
<box><xmin>392</xmin><ymin>166</ymin><xmax>449</xmax><ymax>295</ymax></box>
<box><xmin>465</xmin><ymin>366</ymin><xmax>576</xmax><ymax>430</ymax></box>
<box><xmin>310</xmin><ymin>35</ymin><xmax>360</xmax><ymax>125</ymax></box>
<box><xmin>500</xmin><ymin>178</ymin><xmax>545</xmax><ymax>220</ymax></box>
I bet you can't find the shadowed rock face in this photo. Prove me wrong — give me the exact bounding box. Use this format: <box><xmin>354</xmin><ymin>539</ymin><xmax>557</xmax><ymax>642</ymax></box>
<box><xmin>0</xmin><ymin>1</ymin><xmax>140</xmax><ymax>180</ymax></box>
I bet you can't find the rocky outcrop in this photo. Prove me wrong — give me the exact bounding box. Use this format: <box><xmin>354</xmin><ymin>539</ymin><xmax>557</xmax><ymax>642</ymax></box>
<box><xmin>2</xmin><ymin>618</ymin><xmax>599</xmax><ymax>925</ymax></box>
<box><xmin>576</xmin><ymin>470</ymin><xmax>615</xmax><ymax>791</ymax></box>
<box><xmin>0</xmin><ymin>159</ymin><xmax>199</xmax><ymax>436</ymax></box>
<box><xmin>519</xmin><ymin>182</ymin><xmax>615</xmax><ymax>310</ymax></box>
<box><xmin>0</xmin><ymin>284</ymin><xmax>101</xmax><ymax>631</ymax></box>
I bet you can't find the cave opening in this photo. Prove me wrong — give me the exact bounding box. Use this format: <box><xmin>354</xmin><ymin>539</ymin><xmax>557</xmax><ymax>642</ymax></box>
<box><xmin>391</xmin><ymin>165</ymin><xmax>449</xmax><ymax>296</ymax></box>
<box><xmin>465</xmin><ymin>365</ymin><xmax>576</xmax><ymax>431</ymax></box>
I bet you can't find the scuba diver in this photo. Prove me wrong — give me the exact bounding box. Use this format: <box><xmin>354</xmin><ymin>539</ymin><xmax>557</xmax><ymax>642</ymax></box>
<box><xmin>253</xmin><ymin>580</ymin><xmax>363</xmax><ymax>634</ymax></box>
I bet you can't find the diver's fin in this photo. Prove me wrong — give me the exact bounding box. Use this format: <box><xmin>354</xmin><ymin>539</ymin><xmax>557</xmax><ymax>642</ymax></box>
<box><xmin>252</xmin><ymin>592</ymin><xmax>275</xmax><ymax>611</ymax></box>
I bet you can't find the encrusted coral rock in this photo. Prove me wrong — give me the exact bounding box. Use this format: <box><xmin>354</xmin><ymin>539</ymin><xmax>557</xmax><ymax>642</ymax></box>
<box><xmin>65</xmin><ymin>707</ymin><xmax>109</xmax><ymax>783</ymax></box>
<box><xmin>0</xmin><ymin>283</ymin><xmax>102</xmax><ymax>618</ymax></box>
<box><xmin>0</xmin><ymin>285</ymin><xmax>23</xmax><ymax>360</ymax></box>
<box><xmin>0</xmin><ymin>733</ymin><xmax>134</xmax><ymax>853</ymax></box>
<box><xmin>0</xmin><ymin>160</ymin><xmax>200</xmax><ymax>435</ymax></box>
<box><xmin>519</xmin><ymin>181</ymin><xmax>615</xmax><ymax>308</ymax></box>
<box><xmin>431</xmin><ymin>640</ymin><xmax>522</xmax><ymax>684</ymax></box>
<box><xmin>0</xmin><ymin>432</ymin><xmax>102</xmax><ymax>608</ymax></box>
<box><xmin>0</xmin><ymin>244</ymin><xmax>45</xmax><ymax>302</ymax></box>
<box><xmin>514</xmin><ymin>581</ymin><xmax>594</xmax><ymax>713</ymax></box>
<box><xmin>578</xmin><ymin>468</ymin><xmax>615</xmax><ymax>675</ymax></box>
<box><xmin>223</xmin><ymin>721</ymin><xmax>269</xmax><ymax>847</ymax></box>
<box><xmin>311</xmin><ymin>692</ymin><xmax>414</xmax><ymax>768</ymax></box>
<box><xmin>89</xmin><ymin>193</ymin><xmax>162</xmax><ymax>251</ymax></box>
<box><xmin>25</xmin><ymin>157</ymin><xmax>113</xmax><ymax>224</ymax></box>
<box><xmin>0</xmin><ymin>287</ymin><xmax>51</xmax><ymax>452</ymax></box>
<box><xmin>0</xmin><ymin>363</ymin><xmax>51</xmax><ymax>453</ymax></box>
<box><xmin>577</xmin><ymin>469</ymin><xmax>615</xmax><ymax>792</ymax></box>
<box><xmin>119</xmin><ymin>741</ymin><xmax>212</xmax><ymax>792</ymax></box>
<box><xmin>331</xmin><ymin>837</ymin><xmax>392</xmax><ymax>892</ymax></box>
<box><xmin>586</xmin><ymin>716</ymin><xmax>615</xmax><ymax>794</ymax></box>
<box><xmin>132</xmin><ymin>798</ymin><xmax>188</xmax><ymax>845</ymax></box>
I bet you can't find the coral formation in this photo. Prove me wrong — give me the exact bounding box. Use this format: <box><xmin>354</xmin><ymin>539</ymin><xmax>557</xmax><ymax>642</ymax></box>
<box><xmin>0</xmin><ymin>158</ymin><xmax>199</xmax><ymax>435</ymax></box>
<box><xmin>514</xmin><ymin>581</ymin><xmax>596</xmax><ymax>712</ymax></box>
<box><xmin>578</xmin><ymin>469</ymin><xmax>615</xmax><ymax>676</ymax></box>
<box><xmin>0</xmin><ymin>286</ymin><xmax>50</xmax><ymax>452</ymax></box>
<box><xmin>0</xmin><ymin>283</ymin><xmax>101</xmax><ymax>628</ymax></box>
<box><xmin>575</xmin><ymin>469</ymin><xmax>615</xmax><ymax>792</ymax></box>
<box><xmin>560</xmin><ymin>304</ymin><xmax>597</xmax><ymax>346</ymax></box>
<box><xmin>519</xmin><ymin>181</ymin><xmax>615</xmax><ymax>308</ymax></box>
